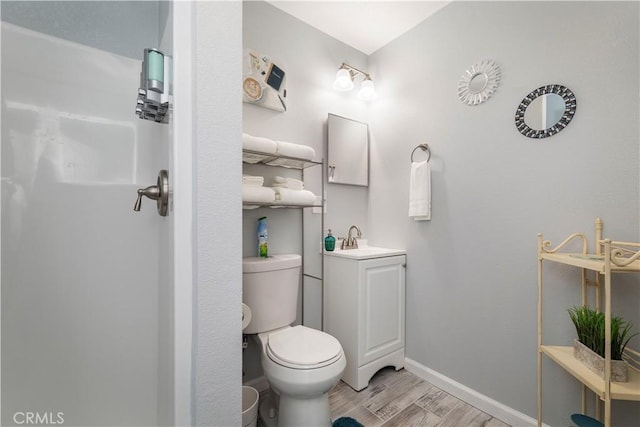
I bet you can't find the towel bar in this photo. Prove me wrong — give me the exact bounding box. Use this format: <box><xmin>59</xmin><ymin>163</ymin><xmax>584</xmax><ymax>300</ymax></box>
<box><xmin>411</xmin><ymin>144</ymin><xmax>431</xmax><ymax>163</ymax></box>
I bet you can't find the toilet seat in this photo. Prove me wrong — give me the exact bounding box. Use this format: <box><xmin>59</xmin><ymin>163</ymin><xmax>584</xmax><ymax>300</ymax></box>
<box><xmin>266</xmin><ymin>326</ymin><xmax>342</xmax><ymax>370</ymax></box>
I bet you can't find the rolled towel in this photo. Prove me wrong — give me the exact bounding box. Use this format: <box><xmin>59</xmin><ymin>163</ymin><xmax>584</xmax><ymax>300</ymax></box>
<box><xmin>242</xmin><ymin>185</ymin><xmax>276</xmax><ymax>204</ymax></box>
<box><xmin>242</xmin><ymin>133</ymin><xmax>277</xmax><ymax>154</ymax></box>
<box><xmin>275</xmin><ymin>140</ymin><xmax>315</xmax><ymax>160</ymax></box>
<box><xmin>243</xmin><ymin>174</ymin><xmax>264</xmax><ymax>186</ymax></box>
<box><xmin>272</xmin><ymin>187</ymin><xmax>317</xmax><ymax>205</ymax></box>
<box><xmin>274</xmin><ymin>176</ymin><xmax>304</xmax><ymax>190</ymax></box>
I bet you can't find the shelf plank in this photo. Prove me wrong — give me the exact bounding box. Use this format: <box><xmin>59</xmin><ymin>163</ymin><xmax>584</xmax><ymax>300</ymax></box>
<box><xmin>540</xmin><ymin>253</ymin><xmax>640</xmax><ymax>273</ymax></box>
<box><xmin>242</xmin><ymin>149</ymin><xmax>321</xmax><ymax>169</ymax></box>
<box><xmin>242</xmin><ymin>202</ymin><xmax>320</xmax><ymax>209</ymax></box>
<box><xmin>541</xmin><ymin>345</ymin><xmax>640</xmax><ymax>401</ymax></box>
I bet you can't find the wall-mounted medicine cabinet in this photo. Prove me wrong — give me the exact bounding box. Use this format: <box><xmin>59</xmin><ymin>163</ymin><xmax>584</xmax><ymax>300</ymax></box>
<box><xmin>327</xmin><ymin>113</ymin><xmax>369</xmax><ymax>187</ymax></box>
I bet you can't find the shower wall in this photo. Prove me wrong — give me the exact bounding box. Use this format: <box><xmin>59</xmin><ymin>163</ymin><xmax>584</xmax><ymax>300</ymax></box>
<box><xmin>1</xmin><ymin>4</ymin><xmax>169</xmax><ymax>425</ymax></box>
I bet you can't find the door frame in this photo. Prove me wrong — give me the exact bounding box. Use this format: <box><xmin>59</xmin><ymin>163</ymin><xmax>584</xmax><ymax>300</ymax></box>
<box><xmin>173</xmin><ymin>1</ymin><xmax>195</xmax><ymax>425</ymax></box>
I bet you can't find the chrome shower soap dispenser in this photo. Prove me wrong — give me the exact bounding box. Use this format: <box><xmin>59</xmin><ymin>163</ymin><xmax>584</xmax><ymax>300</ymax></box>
<box><xmin>136</xmin><ymin>48</ymin><xmax>171</xmax><ymax>123</ymax></box>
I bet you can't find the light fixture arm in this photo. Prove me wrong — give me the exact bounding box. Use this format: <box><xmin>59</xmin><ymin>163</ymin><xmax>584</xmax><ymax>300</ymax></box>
<box><xmin>340</xmin><ymin>63</ymin><xmax>371</xmax><ymax>81</ymax></box>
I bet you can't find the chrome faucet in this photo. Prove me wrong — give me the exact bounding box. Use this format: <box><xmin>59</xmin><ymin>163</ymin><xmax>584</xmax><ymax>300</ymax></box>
<box><xmin>341</xmin><ymin>225</ymin><xmax>362</xmax><ymax>250</ymax></box>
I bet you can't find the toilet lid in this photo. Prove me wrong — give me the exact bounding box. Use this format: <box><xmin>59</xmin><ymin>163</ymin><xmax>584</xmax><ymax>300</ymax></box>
<box><xmin>267</xmin><ymin>326</ymin><xmax>343</xmax><ymax>370</ymax></box>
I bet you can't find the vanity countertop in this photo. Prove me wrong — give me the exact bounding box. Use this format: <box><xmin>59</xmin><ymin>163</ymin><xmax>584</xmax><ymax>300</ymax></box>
<box><xmin>324</xmin><ymin>243</ymin><xmax>406</xmax><ymax>260</ymax></box>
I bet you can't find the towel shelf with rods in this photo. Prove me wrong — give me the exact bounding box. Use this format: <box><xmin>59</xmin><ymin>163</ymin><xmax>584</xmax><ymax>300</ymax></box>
<box><xmin>411</xmin><ymin>144</ymin><xmax>431</xmax><ymax>163</ymax></box>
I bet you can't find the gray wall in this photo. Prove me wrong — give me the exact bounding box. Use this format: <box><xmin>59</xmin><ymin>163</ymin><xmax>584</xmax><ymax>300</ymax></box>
<box><xmin>368</xmin><ymin>1</ymin><xmax>639</xmax><ymax>426</ymax></box>
<box><xmin>242</xmin><ymin>1</ymin><xmax>369</xmax><ymax>381</ymax></box>
<box><xmin>1</xmin><ymin>1</ymin><xmax>166</xmax><ymax>59</ymax></box>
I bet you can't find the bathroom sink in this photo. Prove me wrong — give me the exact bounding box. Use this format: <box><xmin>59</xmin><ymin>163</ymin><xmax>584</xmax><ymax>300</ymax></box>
<box><xmin>325</xmin><ymin>243</ymin><xmax>406</xmax><ymax>260</ymax></box>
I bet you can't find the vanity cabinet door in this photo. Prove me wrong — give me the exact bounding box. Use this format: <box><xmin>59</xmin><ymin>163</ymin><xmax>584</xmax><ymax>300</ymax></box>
<box><xmin>358</xmin><ymin>255</ymin><xmax>405</xmax><ymax>366</ymax></box>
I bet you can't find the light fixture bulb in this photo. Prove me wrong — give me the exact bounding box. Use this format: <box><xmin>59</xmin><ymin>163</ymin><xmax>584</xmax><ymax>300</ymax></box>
<box><xmin>333</xmin><ymin>68</ymin><xmax>354</xmax><ymax>91</ymax></box>
<box><xmin>358</xmin><ymin>77</ymin><xmax>377</xmax><ymax>101</ymax></box>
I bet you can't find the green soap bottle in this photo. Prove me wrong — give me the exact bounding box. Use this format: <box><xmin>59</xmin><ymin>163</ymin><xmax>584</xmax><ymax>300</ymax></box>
<box><xmin>324</xmin><ymin>229</ymin><xmax>336</xmax><ymax>252</ymax></box>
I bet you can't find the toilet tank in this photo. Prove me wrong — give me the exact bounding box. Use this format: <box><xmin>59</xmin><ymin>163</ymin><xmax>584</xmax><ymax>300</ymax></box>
<box><xmin>242</xmin><ymin>254</ymin><xmax>301</xmax><ymax>334</ymax></box>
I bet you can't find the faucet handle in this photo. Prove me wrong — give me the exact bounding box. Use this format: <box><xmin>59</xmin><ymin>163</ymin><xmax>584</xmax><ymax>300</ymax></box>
<box><xmin>134</xmin><ymin>185</ymin><xmax>160</xmax><ymax>211</ymax></box>
<box><xmin>133</xmin><ymin>169</ymin><xmax>169</xmax><ymax>216</ymax></box>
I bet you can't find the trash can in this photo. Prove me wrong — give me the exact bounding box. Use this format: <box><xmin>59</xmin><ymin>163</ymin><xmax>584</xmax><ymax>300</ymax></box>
<box><xmin>242</xmin><ymin>386</ymin><xmax>259</xmax><ymax>427</ymax></box>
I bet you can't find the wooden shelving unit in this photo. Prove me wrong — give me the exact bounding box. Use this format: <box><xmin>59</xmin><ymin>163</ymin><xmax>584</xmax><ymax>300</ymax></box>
<box><xmin>537</xmin><ymin>218</ymin><xmax>640</xmax><ymax>427</ymax></box>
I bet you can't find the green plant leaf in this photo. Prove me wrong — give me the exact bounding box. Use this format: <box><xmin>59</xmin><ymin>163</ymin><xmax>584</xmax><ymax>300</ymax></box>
<box><xmin>567</xmin><ymin>305</ymin><xmax>637</xmax><ymax>360</ymax></box>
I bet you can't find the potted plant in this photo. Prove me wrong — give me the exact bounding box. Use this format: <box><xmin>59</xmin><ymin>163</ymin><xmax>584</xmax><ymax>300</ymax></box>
<box><xmin>568</xmin><ymin>305</ymin><xmax>638</xmax><ymax>382</ymax></box>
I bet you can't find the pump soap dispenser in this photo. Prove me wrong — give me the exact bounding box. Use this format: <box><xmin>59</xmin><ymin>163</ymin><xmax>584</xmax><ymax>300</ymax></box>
<box><xmin>324</xmin><ymin>229</ymin><xmax>336</xmax><ymax>252</ymax></box>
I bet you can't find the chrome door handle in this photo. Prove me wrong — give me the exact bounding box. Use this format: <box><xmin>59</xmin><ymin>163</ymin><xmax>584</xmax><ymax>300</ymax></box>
<box><xmin>134</xmin><ymin>169</ymin><xmax>169</xmax><ymax>216</ymax></box>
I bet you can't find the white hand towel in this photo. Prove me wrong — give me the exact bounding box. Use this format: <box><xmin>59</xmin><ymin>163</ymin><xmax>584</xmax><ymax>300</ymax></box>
<box><xmin>275</xmin><ymin>140</ymin><xmax>316</xmax><ymax>160</ymax></box>
<box><xmin>272</xmin><ymin>187</ymin><xmax>318</xmax><ymax>205</ymax></box>
<box><xmin>408</xmin><ymin>160</ymin><xmax>431</xmax><ymax>221</ymax></box>
<box><xmin>242</xmin><ymin>185</ymin><xmax>276</xmax><ymax>204</ymax></box>
<box><xmin>242</xmin><ymin>133</ymin><xmax>278</xmax><ymax>154</ymax></box>
<box><xmin>242</xmin><ymin>175</ymin><xmax>264</xmax><ymax>186</ymax></box>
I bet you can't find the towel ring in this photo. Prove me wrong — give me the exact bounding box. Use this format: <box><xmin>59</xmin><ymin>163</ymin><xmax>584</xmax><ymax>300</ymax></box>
<box><xmin>411</xmin><ymin>144</ymin><xmax>431</xmax><ymax>163</ymax></box>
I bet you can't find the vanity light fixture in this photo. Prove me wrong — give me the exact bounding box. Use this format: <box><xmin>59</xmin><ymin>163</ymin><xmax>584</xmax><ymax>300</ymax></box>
<box><xmin>332</xmin><ymin>63</ymin><xmax>377</xmax><ymax>101</ymax></box>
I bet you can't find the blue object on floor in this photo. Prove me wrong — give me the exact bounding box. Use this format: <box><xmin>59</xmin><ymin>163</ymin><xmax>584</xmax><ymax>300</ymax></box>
<box><xmin>571</xmin><ymin>413</ymin><xmax>604</xmax><ymax>427</ymax></box>
<box><xmin>333</xmin><ymin>417</ymin><xmax>364</xmax><ymax>427</ymax></box>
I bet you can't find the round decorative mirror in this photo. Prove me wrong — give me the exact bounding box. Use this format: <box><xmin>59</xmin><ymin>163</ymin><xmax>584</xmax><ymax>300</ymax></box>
<box><xmin>515</xmin><ymin>84</ymin><xmax>576</xmax><ymax>139</ymax></box>
<box><xmin>457</xmin><ymin>60</ymin><xmax>501</xmax><ymax>106</ymax></box>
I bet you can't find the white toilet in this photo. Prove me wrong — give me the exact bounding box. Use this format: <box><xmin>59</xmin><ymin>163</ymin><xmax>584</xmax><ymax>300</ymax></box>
<box><xmin>243</xmin><ymin>254</ymin><xmax>346</xmax><ymax>427</ymax></box>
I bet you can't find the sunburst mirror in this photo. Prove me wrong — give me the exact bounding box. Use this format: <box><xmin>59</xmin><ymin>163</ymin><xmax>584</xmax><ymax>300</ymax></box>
<box><xmin>457</xmin><ymin>60</ymin><xmax>501</xmax><ymax>106</ymax></box>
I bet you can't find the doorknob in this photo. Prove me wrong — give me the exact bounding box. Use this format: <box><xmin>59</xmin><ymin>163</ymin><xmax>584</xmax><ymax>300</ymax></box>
<box><xmin>134</xmin><ymin>170</ymin><xmax>169</xmax><ymax>216</ymax></box>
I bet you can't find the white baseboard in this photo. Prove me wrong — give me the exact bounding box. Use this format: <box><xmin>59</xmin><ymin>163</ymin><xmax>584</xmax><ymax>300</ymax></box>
<box><xmin>243</xmin><ymin>375</ymin><xmax>269</xmax><ymax>393</ymax></box>
<box><xmin>405</xmin><ymin>358</ymin><xmax>548</xmax><ymax>427</ymax></box>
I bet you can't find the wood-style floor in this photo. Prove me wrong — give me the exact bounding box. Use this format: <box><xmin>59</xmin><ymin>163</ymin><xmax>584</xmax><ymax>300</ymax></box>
<box><xmin>329</xmin><ymin>367</ymin><xmax>511</xmax><ymax>427</ymax></box>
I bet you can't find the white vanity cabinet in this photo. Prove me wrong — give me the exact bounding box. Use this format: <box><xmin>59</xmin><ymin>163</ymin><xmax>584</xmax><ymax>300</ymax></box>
<box><xmin>324</xmin><ymin>251</ymin><xmax>406</xmax><ymax>391</ymax></box>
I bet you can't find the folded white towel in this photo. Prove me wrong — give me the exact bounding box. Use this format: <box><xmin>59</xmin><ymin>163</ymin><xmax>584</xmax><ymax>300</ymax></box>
<box><xmin>242</xmin><ymin>133</ymin><xmax>278</xmax><ymax>154</ymax></box>
<box><xmin>242</xmin><ymin>175</ymin><xmax>264</xmax><ymax>186</ymax></box>
<box><xmin>276</xmin><ymin>183</ymin><xmax>304</xmax><ymax>191</ymax></box>
<box><xmin>272</xmin><ymin>187</ymin><xmax>317</xmax><ymax>205</ymax></box>
<box><xmin>274</xmin><ymin>176</ymin><xmax>303</xmax><ymax>185</ymax></box>
<box><xmin>408</xmin><ymin>160</ymin><xmax>431</xmax><ymax>221</ymax></box>
<box><xmin>242</xmin><ymin>185</ymin><xmax>276</xmax><ymax>204</ymax></box>
<box><xmin>273</xmin><ymin>176</ymin><xmax>304</xmax><ymax>190</ymax></box>
<box><xmin>265</xmin><ymin>157</ymin><xmax>306</xmax><ymax>169</ymax></box>
<box><xmin>273</xmin><ymin>183</ymin><xmax>304</xmax><ymax>191</ymax></box>
<box><xmin>275</xmin><ymin>140</ymin><xmax>315</xmax><ymax>160</ymax></box>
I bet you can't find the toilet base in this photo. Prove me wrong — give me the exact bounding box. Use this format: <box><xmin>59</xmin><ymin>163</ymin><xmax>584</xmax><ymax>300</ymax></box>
<box><xmin>258</xmin><ymin>389</ymin><xmax>332</xmax><ymax>427</ymax></box>
<box><xmin>278</xmin><ymin>393</ymin><xmax>332</xmax><ymax>427</ymax></box>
